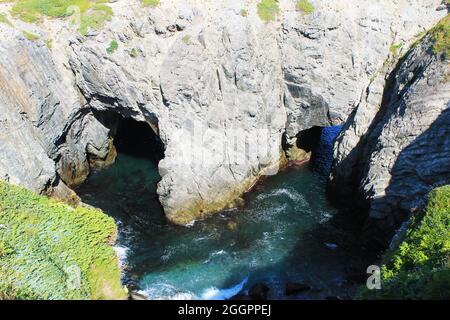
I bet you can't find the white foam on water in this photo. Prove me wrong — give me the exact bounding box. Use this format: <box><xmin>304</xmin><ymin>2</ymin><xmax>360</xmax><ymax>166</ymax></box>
<box><xmin>257</xmin><ymin>188</ymin><xmax>304</xmax><ymax>203</ymax></box>
<box><xmin>203</xmin><ymin>249</ymin><xmax>230</xmax><ymax>264</ymax></box>
<box><xmin>185</xmin><ymin>220</ymin><xmax>197</xmax><ymax>227</ymax></box>
<box><xmin>161</xmin><ymin>247</ymin><xmax>175</xmax><ymax>262</ymax></box>
<box><xmin>319</xmin><ymin>212</ymin><xmax>334</xmax><ymax>224</ymax></box>
<box><xmin>139</xmin><ymin>277</ymin><xmax>249</xmax><ymax>300</ymax></box>
<box><xmin>139</xmin><ymin>283</ymin><xmax>197</xmax><ymax>300</ymax></box>
<box><xmin>249</xmin><ymin>203</ymin><xmax>289</xmax><ymax>223</ymax></box>
<box><xmin>194</xmin><ymin>235</ymin><xmax>210</xmax><ymax>242</ymax></box>
<box><xmin>324</xmin><ymin>243</ymin><xmax>338</xmax><ymax>249</ymax></box>
<box><xmin>201</xmin><ymin>276</ymin><xmax>249</xmax><ymax>300</ymax></box>
<box><xmin>114</xmin><ymin>245</ymin><xmax>129</xmax><ymax>268</ymax></box>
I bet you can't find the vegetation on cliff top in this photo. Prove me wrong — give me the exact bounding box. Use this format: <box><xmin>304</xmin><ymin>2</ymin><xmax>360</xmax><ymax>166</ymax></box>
<box><xmin>257</xmin><ymin>0</ymin><xmax>279</xmax><ymax>23</ymax></box>
<box><xmin>0</xmin><ymin>0</ymin><xmax>159</xmax><ymax>35</ymax></box>
<box><xmin>297</xmin><ymin>0</ymin><xmax>314</xmax><ymax>14</ymax></box>
<box><xmin>358</xmin><ymin>185</ymin><xmax>450</xmax><ymax>299</ymax></box>
<box><xmin>0</xmin><ymin>181</ymin><xmax>127</xmax><ymax>300</ymax></box>
<box><xmin>431</xmin><ymin>14</ymin><xmax>450</xmax><ymax>59</ymax></box>
<box><xmin>141</xmin><ymin>0</ymin><xmax>159</xmax><ymax>7</ymax></box>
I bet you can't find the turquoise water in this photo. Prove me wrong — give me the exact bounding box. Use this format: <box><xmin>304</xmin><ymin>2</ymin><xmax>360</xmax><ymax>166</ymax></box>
<box><xmin>77</xmin><ymin>150</ymin><xmax>373</xmax><ymax>300</ymax></box>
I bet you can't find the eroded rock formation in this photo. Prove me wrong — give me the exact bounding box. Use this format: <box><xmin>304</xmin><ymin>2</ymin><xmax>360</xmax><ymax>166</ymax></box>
<box><xmin>330</xmin><ymin>26</ymin><xmax>450</xmax><ymax>244</ymax></box>
<box><xmin>0</xmin><ymin>0</ymin><xmax>446</xmax><ymax>225</ymax></box>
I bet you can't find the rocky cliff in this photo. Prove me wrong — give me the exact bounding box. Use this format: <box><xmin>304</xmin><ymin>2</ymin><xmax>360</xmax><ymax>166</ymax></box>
<box><xmin>0</xmin><ymin>0</ymin><xmax>446</xmax><ymax>225</ymax></box>
<box><xmin>329</xmin><ymin>16</ymin><xmax>450</xmax><ymax>245</ymax></box>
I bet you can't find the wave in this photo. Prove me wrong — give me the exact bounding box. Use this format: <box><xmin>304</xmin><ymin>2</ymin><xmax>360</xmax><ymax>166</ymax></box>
<box><xmin>139</xmin><ymin>283</ymin><xmax>197</xmax><ymax>300</ymax></box>
<box><xmin>139</xmin><ymin>276</ymin><xmax>249</xmax><ymax>300</ymax></box>
<box><xmin>256</xmin><ymin>188</ymin><xmax>306</xmax><ymax>204</ymax></box>
<box><xmin>114</xmin><ymin>245</ymin><xmax>129</xmax><ymax>268</ymax></box>
<box><xmin>201</xmin><ymin>276</ymin><xmax>249</xmax><ymax>300</ymax></box>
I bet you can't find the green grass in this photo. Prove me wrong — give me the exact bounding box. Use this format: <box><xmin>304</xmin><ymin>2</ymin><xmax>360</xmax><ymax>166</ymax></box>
<box><xmin>5</xmin><ymin>0</ymin><xmax>114</xmax><ymax>35</ymax></box>
<box><xmin>2</xmin><ymin>0</ymin><xmax>161</xmax><ymax>35</ymax></box>
<box><xmin>0</xmin><ymin>181</ymin><xmax>127</xmax><ymax>300</ymax></box>
<box><xmin>141</xmin><ymin>0</ymin><xmax>159</xmax><ymax>7</ymax></box>
<box><xmin>389</xmin><ymin>43</ymin><xmax>402</xmax><ymax>56</ymax></box>
<box><xmin>0</xmin><ymin>13</ymin><xmax>14</xmax><ymax>27</ymax></box>
<box><xmin>358</xmin><ymin>185</ymin><xmax>450</xmax><ymax>299</ymax></box>
<box><xmin>297</xmin><ymin>0</ymin><xmax>314</xmax><ymax>14</ymax></box>
<box><xmin>431</xmin><ymin>14</ymin><xmax>449</xmax><ymax>60</ymax></box>
<box><xmin>22</xmin><ymin>30</ymin><xmax>39</xmax><ymax>40</ymax></box>
<box><xmin>257</xmin><ymin>0</ymin><xmax>279</xmax><ymax>23</ymax></box>
<box><xmin>106</xmin><ymin>39</ymin><xmax>118</xmax><ymax>54</ymax></box>
<box><xmin>240</xmin><ymin>9</ymin><xmax>248</xmax><ymax>17</ymax></box>
<box><xmin>77</xmin><ymin>3</ymin><xmax>113</xmax><ymax>36</ymax></box>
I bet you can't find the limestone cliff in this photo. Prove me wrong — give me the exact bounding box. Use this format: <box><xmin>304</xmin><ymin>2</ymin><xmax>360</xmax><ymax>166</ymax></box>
<box><xmin>0</xmin><ymin>0</ymin><xmax>446</xmax><ymax>225</ymax></box>
<box><xmin>329</xmin><ymin>17</ymin><xmax>450</xmax><ymax>245</ymax></box>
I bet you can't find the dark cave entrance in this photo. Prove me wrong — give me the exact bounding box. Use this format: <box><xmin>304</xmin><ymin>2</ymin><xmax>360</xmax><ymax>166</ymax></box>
<box><xmin>292</xmin><ymin>125</ymin><xmax>343</xmax><ymax>181</ymax></box>
<box><xmin>295</xmin><ymin>126</ymin><xmax>324</xmax><ymax>155</ymax></box>
<box><xmin>76</xmin><ymin>111</ymin><xmax>166</xmax><ymax>231</ymax></box>
<box><xmin>112</xmin><ymin>115</ymin><xmax>164</xmax><ymax>162</ymax></box>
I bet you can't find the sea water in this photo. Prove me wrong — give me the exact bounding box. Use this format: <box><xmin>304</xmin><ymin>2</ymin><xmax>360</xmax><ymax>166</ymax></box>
<box><xmin>77</xmin><ymin>125</ymin><xmax>373</xmax><ymax>300</ymax></box>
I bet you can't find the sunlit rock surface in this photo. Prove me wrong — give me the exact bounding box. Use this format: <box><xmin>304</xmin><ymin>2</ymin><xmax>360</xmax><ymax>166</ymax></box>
<box><xmin>0</xmin><ymin>0</ymin><xmax>446</xmax><ymax>224</ymax></box>
<box><xmin>330</xmin><ymin>31</ymin><xmax>450</xmax><ymax>242</ymax></box>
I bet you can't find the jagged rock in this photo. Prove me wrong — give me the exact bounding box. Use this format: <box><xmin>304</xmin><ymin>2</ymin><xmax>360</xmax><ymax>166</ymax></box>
<box><xmin>0</xmin><ymin>1</ymin><xmax>445</xmax><ymax>225</ymax></box>
<box><xmin>129</xmin><ymin>291</ymin><xmax>148</xmax><ymax>300</ymax></box>
<box><xmin>281</xmin><ymin>0</ymin><xmax>444</xmax><ymax>147</ymax></box>
<box><xmin>330</xmin><ymin>30</ymin><xmax>450</xmax><ymax>244</ymax></box>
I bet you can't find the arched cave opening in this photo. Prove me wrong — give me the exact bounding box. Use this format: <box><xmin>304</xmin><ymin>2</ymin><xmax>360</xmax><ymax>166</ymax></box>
<box><xmin>295</xmin><ymin>126</ymin><xmax>323</xmax><ymax>154</ymax></box>
<box><xmin>294</xmin><ymin>125</ymin><xmax>343</xmax><ymax>180</ymax></box>
<box><xmin>76</xmin><ymin>111</ymin><xmax>166</xmax><ymax>230</ymax></box>
<box><xmin>112</xmin><ymin>115</ymin><xmax>164</xmax><ymax>162</ymax></box>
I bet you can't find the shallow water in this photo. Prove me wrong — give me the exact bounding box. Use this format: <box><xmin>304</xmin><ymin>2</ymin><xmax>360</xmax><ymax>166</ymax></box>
<box><xmin>77</xmin><ymin>126</ymin><xmax>374</xmax><ymax>300</ymax></box>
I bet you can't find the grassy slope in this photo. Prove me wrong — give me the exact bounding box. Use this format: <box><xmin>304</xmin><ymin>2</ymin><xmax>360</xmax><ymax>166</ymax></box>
<box><xmin>0</xmin><ymin>181</ymin><xmax>127</xmax><ymax>300</ymax></box>
<box><xmin>358</xmin><ymin>185</ymin><xmax>450</xmax><ymax>299</ymax></box>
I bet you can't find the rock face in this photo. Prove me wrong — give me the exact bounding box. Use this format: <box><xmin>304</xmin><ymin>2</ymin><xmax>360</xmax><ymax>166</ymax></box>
<box><xmin>329</xmin><ymin>30</ymin><xmax>450</xmax><ymax>244</ymax></box>
<box><xmin>0</xmin><ymin>1</ymin><xmax>446</xmax><ymax>225</ymax></box>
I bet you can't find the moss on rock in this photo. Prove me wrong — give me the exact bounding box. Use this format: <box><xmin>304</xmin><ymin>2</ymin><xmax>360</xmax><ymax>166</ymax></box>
<box><xmin>0</xmin><ymin>181</ymin><xmax>127</xmax><ymax>300</ymax></box>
